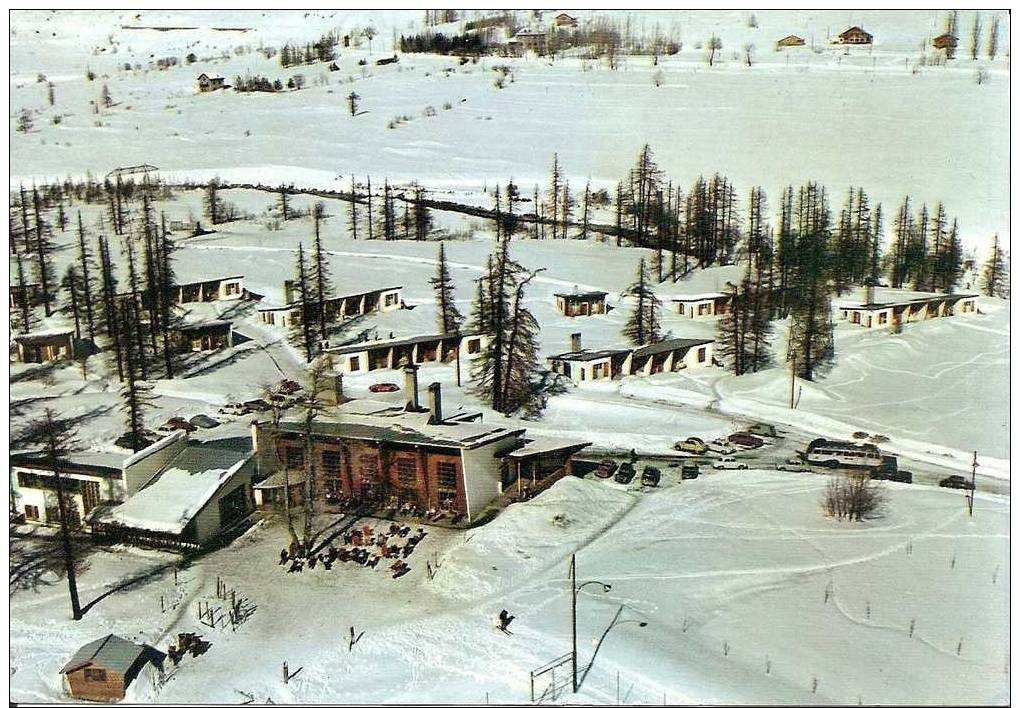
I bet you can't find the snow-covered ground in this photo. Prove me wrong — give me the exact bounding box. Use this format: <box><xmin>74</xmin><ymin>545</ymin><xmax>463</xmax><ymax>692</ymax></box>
<box><xmin>10</xmin><ymin>472</ymin><xmax>1010</xmax><ymax>704</ymax></box>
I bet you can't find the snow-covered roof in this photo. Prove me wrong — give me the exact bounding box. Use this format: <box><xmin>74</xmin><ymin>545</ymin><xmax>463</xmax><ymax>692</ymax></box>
<box><xmin>253</xmin><ymin>469</ymin><xmax>305</xmax><ymax>489</ymax></box>
<box><xmin>278</xmin><ymin>410</ymin><xmax>523</xmax><ymax>450</ymax></box>
<box><xmin>324</xmin><ymin>330</ymin><xmax>478</xmax><ymax>355</ymax></box>
<box><xmin>255</xmin><ymin>284</ymin><xmax>402</xmax><ymax>312</ymax></box>
<box><xmin>836</xmin><ymin>286</ymin><xmax>979</xmax><ymax>309</ymax></box>
<box><xmin>671</xmin><ymin>292</ymin><xmax>728</xmax><ymax>301</ymax></box>
<box><xmin>103</xmin><ymin>438</ymin><xmax>253</xmax><ymax>535</ymax></box>
<box><xmin>11</xmin><ymin>449</ymin><xmax>127</xmax><ymax>477</ymax></box>
<box><xmin>506</xmin><ymin>436</ymin><xmax>590</xmax><ymax>459</ymax></box>
<box><xmin>554</xmin><ymin>290</ymin><xmax>608</xmax><ymax>299</ymax></box>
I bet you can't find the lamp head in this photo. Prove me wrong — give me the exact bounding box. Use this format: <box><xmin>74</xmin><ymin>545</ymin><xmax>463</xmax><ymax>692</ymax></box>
<box><xmin>603</xmin><ymin>584</ymin><xmax>612</xmax><ymax>592</ymax></box>
<box><xmin>639</xmin><ymin>622</ymin><xmax>648</xmax><ymax>627</ymax></box>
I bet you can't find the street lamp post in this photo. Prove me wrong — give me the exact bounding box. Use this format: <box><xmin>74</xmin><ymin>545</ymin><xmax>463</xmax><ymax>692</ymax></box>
<box><xmin>569</xmin><ymin>552</ymin><xmax>612</xmax><ymax>694</ymax></box>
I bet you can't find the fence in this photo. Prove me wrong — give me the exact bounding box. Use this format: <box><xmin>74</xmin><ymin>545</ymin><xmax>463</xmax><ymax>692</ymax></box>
<box><xmin>529</xmin><ymin>652</ymin><xmax>573</xmax><ymax>703</ymax></box>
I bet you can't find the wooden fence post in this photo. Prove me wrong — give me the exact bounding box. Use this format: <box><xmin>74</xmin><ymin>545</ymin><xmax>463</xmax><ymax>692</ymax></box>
<box><xmin>283</xmin><ymin>661</ymin><xmax>289</xmax><ymax>684</ymax></box>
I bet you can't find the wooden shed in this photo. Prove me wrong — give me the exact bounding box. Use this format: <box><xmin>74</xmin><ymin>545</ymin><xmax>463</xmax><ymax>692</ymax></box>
<box><xmin>776</xmin><ymin>34</ymin><xmax>806</xmax><ymax>48</ymax></box>
<box><xmin>61</xmin><ymin>634</ymin><xmax>165</xmax><ymax>702</ymax></box>
<box><xmin>836</xmin><ymin>26</ymin><xmax>873</xmax><ymax>45</ymax></box>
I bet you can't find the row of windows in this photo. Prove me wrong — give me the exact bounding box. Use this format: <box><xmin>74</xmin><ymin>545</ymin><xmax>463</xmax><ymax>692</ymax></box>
<box><xmin>282</xmin><ymin>447</ymin><xmax>458</xmax><ymax>490</ymax></box>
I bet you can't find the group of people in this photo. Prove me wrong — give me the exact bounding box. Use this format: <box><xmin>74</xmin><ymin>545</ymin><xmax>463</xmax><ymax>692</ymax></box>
<box><xmin>383</xmin><ymin>499</ymin><xmax>467</xmax><ymax>525</ymax></box>
<box><xmin>278</xmin><ymin>523</ymin><xmax>427</xmax><ymax>580</ymax></box>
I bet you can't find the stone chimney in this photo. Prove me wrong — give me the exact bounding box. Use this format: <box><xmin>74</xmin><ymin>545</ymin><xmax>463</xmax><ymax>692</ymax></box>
<box><xmin>427</xmin><ymin>382</ymin><xmax>443</xmax><ymax>424</ymax></box>
<box><xmin>403</xmin><ymin>364</ymin><xmax>420</xmax><ymax>411</ymax></box>
<box><xmin>283</xmin><ymin>279</ymin><xmax>295</xmax><ymax>305</ymax></box>
<box><xmin>864</xmin><ymin>285</ymin><xmax>875</xmax><ymax>305</ymax></box>
<box><xmin>570</xmin><ymin>332</ymin><xmax>582</xmax><ymax>353</ymax></box>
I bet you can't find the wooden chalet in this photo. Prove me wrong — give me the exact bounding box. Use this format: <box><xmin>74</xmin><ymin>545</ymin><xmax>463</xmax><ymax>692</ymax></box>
<box><xmin>173</xmin><ymin>319</ymin><xmax>233</xmax><ymax>352</ymax></box>
<box><xmin>61</xmin><ymin>634</ymin><xmax>165</xmax><ymax>702</ymax></box>
<box><xmin>554</xmin><ymin>289</ymin><xmax>608</xmax><ymax>317</ymax></box>
<box><xmin>512</xmin><ymin>28</ymin><xmax>548</xmax><ymax>53</ymax></box>
<box><xmin>554</xmin><ymin>12</ymin><xmax>578</xmax><ymax>28</ymax></box>
<box><xmin>255</xmin><ymin>283</ymin><xmax>402</xmax><ymax>328</ymax></box>
<box><xmin>933</xmin><ymin>32</ymin><xmax>958</xmax><ymax>51</ymax></box>
<box><xmin>12</xmin><ymin>328</ymin><xmax>77</xmax><ymax>363</ymax></box>
<box><xmin>776</xmin><ymin>34</ymin><xmax>806</xmax><ymax>48</ymax></box>
<box><xmin>196</xmin><ymin>72</ymin><xmax>226</xmax><ymax>92</ymax></box>
<box><xmin>175</xmin><ymin>275</ymin><xmax>244</xmax><ymax>304</ymax></box>
<box><xmin>836</xmin><ymin>26</ymin><xmax>873</xmax><ymax>45</ymax></box>
<box><xmin>9</xmin><ymin>281</ymin><xmax>44</xmax><ymax>308</ymax></box>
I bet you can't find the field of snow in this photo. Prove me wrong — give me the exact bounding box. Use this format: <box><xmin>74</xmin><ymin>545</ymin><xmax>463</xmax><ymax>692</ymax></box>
<box><xmin>10</xmin><ymin>472</ymin><xmax>1009</xmax><ymax>704</ymax></box>
<box><xmin>9</xmin><ymin>9</ymin><xmax>1010</xmax><ymax>249</ymax></box>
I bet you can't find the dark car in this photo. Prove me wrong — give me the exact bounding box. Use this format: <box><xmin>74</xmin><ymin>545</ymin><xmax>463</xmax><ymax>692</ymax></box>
<box><xmin>114</xmin><ymin>431</ymin><xmax>155</xmax><ymax>450</ymax></box>
<box><xmin>594</xmin><ymin>459</ymin><xmax>618</xmax><ymax>479</ymax></box>
<box><xmin>728</xmin><ymin>432</ymin><xmax>764</xmax><ymax>449</ymax></box>
<box><xmin>614</xmin><ymin>462</ymin><xmax>636</xmax><ymax>485</ymax></box>
<box><xmin>681</xmin><ymin>463</ymin><xmax>700</xmax><ymax>480</ymax></box>
<box><xmin>278</xmin><ymin>379</ymin><xmax>302</xmax><ymax>394</ymax></box>
<box><xmin>243</xmin><ymin>399</ymin><xmax>272</xmax><ymax>413</ymax></box>
<box><xmin>939</xmin><ymin>475</ymin><xmax>974</xmax><ymax>490</ymax></box>
<box><xmin>641</xmin><ymin>466</ymin><xmax>661</xmax><ymax>487</ymax></box>
<box><xmin>189</xmin><ymin>414</ymin><xmax>221</xmax><ymax>429</ymax></box>
<box><xmin>369</xmin><ymin>383</ymin><xmax>400</xmax><ymax>393</ymax></box>
<box><xmin>164</xmin><ymin>417</ymin><xmax>198</xmax><ymax>433</ymax></box>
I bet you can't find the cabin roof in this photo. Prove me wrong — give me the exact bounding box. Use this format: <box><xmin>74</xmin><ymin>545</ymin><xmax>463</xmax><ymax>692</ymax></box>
<box><xmin>61</xmin><ymin>634</ymin><xmax>164</xmax><ymax>675</ymax></box>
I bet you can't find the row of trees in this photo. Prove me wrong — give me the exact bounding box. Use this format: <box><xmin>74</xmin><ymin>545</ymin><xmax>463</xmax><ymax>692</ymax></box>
<box><xmin>345</xmin><ymin>177</ymin><xmax>434</xmax><ymax>242</ymax></box>
<box><xmin>279</xmin><ymin>32</ymin><xmax>339</xmax><ymax>67</ymax></box>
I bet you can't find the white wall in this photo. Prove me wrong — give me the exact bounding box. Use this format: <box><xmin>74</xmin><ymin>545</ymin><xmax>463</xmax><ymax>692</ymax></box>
<box><xmin>189</xmin><ymin>456</ymin><xmax>256</xmax><ymax>545</ymax></box>
<box><xmin>12</xmin><ymin>467</ymin><xmax>127</xmax><ymax>523</ymax></box>
<box><xmin>380</xmin><ymin>288</ymin><xmax>403</xmax><ymax>311</ymax></box>
<box><xmin>218</xmin><ymin>277</ymin><xmax>244</xmax><ymax>300</ymax></box>
<box><xmin>459</xmin><ymin>435</ymin><xmax>520</xmax><ymax>520</ymax></box>
<box><xmin>680</xmin><ymin>343</ymin><xmax>714</xmax><ymax>368</ymax></box>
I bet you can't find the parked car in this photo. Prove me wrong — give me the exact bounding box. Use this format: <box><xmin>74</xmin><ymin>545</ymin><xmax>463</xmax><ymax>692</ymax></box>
<box><xmin>267</xmin><ymin>392</ymin><xmax>297</xmax><ymax>407</ymax></box>
<box><xmin>870</xmin><ymin>434</ymin><xmax>890</xmax><ymax>443</ymax></box>
<box><xmin>709</xmin><ymin>438</ymin><xmax>737</xmax><ymax>454</ymax></box>
<box><xmin>189</xmin><ymin>414</ymin><xmax>220</xmax><ymax>429</ymax></box>
<box><xmin>851</xmin><ymin>430</ymin><xmax>870</xmax><ymax>439</ymax></box>
<box><xmin>641</xmin><ymin>466</ymin><xmax>661</xmax><ymax>487</ymax></box>
<box><xmin>713</xmin><ymin>457</ymin><xmax>748</xmax><ymax>471</ymax></box>
<box><xmin>728</xmin><ymin>432</ymin><xmax>765</xmax><ymax>449</ymax></box>
<box><xmin>681</xmin><ymin>463</ymin><xmax>700</xmax><ymax>480</ymax></box>
<box><xmin>218</xmin><ymin>402</ymin><xmax>248</xmax><ymax>416</ymax></box>
<box><xmin>673</xmin><ymin>437</ymin><xmax>708</xmax><ymax>455</ymax></box>
<box><xmin>747</xmin><ymin>423</ymin><xmax>779</xmax><ymax>437</ymax></box>
<box><xmin>277</xmin><ymin>379</ymin><xmax>302</xmax><ymax>394</ymax></box>
<box><xmin>243</xmin><ymin>399</ymin><xmax>272</xmax><ymax>413</ymax></box>
<box><xmin>156</xmin><ymin>417</ymin><xmax>197</xmax><ymax>436</ymax></box>
<box><xmin>369</xmin><ymin>383</ymin><xmax>400</xmax><ymax>393</ymax></box>
<box><xmin>614</xmin><ymin>462</ymin><xmax>636</xmax><ymax>485</ymax></box>
<box><xmin>594</xmin><ymin>459</ymin><xmax>618</xmax><ymax>479</ymax></box>
<box><xmin>776</xmin><ymin>459</ymin><xmax>806</xmax><ymax>472</ymax></box>
<box><xmin>939</xmin><ymin>475</ymin><xmax>974</xmax><ymax>490</ymax></box>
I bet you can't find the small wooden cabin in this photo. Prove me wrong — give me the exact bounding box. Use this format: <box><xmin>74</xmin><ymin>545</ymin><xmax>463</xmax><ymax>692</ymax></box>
<box><xmin>933</xmin><ymin>33</ymin><xmax>958</xmax><ymax>50</ymax></box>
<box><xmin>196</xmin><ymin>73</ymin><xmax>226</xmax><ymax>92</ymax></box>
<box><xmin>13</xmin><ymin>329</ymin><xmax>76</xmax><ymax>363</ymax></box>
<box><xmin>836</xmin><ymin>26</ymin><xmax>873</xmax><ymax>45</ymax></box>
<box><xmin>61</xmin><ymin>634</ymin><xmax>165</xmax><ymax>702</ymax></box>
<box><xmin>554</xmin><ymin>13</ymin><xmax>578</xmax><ymax>28</ymax></box>
<box><xmin>776</xmin><ymin>34</ymin><xmax>806</xmax><ymax>48</ymax></box>
<box><xmin>554</xmin><ymin>290</ymin><xmax>608</xmax><ymax>317</ymax></box>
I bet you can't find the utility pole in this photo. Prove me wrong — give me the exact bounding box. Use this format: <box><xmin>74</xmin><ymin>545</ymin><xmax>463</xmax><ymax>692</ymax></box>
<box><xmin>968</xmin><ymin>450</ymin><xmax>977</xmax><ymax>516</ymax></box>
<box><xmin>789</xmin><ymin>353</ymin><xmax>797</xmax><ymax>409</ymax></box>
<box><xmin>570</xmin><ymin>553</ymin><xmax>577</xmax><ymax>694</ymax></box>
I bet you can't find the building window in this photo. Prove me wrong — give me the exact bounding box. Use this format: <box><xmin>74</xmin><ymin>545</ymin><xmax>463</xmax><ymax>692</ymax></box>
<box><xmin>697</xmin><ymin>347</ymin><xmax>706</xmax><ymax>363</ymax></box>
<box><xmin>698</xmin><ymin>303</ymin><xmax>711</xmax><ymax>316</ymax></box>
<box><xmin>384</xmin><ymin>292</ymin><xmax>399</xmax><ymax>307</ymax></box>
<box><xmin>322</xmin><ymin>451</ymin><xmax>342</xmax><ymax>495</ymax></box>
<box><xmin>349</xmin><ymin>356</ymin><xmax>360</xmax><ymax>372</ymax></box>
<box><xmin>224</xmin><ymin>282</ymin><xmax>240</xmax><ymax>296</ymax></box>
<box><xmin>878</xmin><ymin>312</ymin><xmax>887</xmax><ymax>325</ymax></box>
<box><xmin>579</xmin><ymin>368</ymin><xmax>585</xmax><ymax>381</ymax></box>
<box><xmin>466</xmin><ymin>338</ymin><xmax>481</xmax><ymax>354</ymax></box>
<box><xmin>84</xmin><ymin>668</ymin><xmax>107</xmax><ymax>682</ymax></box>
<box><xmin>396</xmin><ymin>458</ymin><xmax>417</xmax><ymax>487</ymax></box>
<box><xmin>284</xmin><ymin>446</ymin><xmax>304</xmax><ymax>469</ymax></box>
<box><xmin>23</xmin><ymin>505</ymin><xmax>39</xmax><ymax>521</ymax></box>
<box><xmin>437</xmin><ymin>461</ymin><xmax>458</xmax><ymax>490</ymax></box>
<box><xmin>677</xmin><ymin>303</ymin><xmax>685</xmax><ymax>314</ymax></box>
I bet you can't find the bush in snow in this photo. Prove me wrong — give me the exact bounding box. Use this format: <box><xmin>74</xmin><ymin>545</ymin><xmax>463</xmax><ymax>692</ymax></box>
<box><xmin>822</xmin><ymin>473</ymin><xmax>886</xmax><ymax>521</ymax></box>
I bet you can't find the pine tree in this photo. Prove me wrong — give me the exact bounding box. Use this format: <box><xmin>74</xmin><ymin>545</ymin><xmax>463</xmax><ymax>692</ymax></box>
<box><xmin>119</xmin><ymin>300</ymin><xmax>153</xmax><ymax>452</ymax></box>
<box><xmin>787</xmin><ymin>183</ymin><xmax>835</xmax><ymax>381</ymax></box>
<box><xmin>499</xmin><ymin>269</ymin><xmax>544</xmax><ymax>417</ymax></box>
<box><xmin>20</xmin><ymin>408</ymin><xmax>84</xmax><ymax>619</ymax></box>
<box><xmin>156</xmin><ymin>213</ymin><xmax>178</xmax><ymax>379</ymax></box>
<box><xmin>120</xmin><ymin>233</ymin><xmax>149</xmax><ymax>379</ymax></box>
<box><xmin>970</xmin><ymin>11</ymin><xmax>982</xmax><ymax>60</ymax></box>
<box><xmin>204</xmin><ymin>179</ymin><xmax>222</xmax><ymax>225</ymax></box>
<box><xmin>548</xmin><ymin>153</ymin><xmax>561</xmax><ymax>239</ymax></box>
<box><xmin>981</xmin><ymin>233</ymin><xmax>1008</xmax><ymax>297</ymax></box>
<box><xmin>614</xmin><ymin>181</ymin><xmax>626</xmax><ymax>246</ymax></box>
<box><xmin>97</xmin><ymin>230</ymin><xmax>124</xmax><ymax>381</ymax></box>
<box><xmin>431</xmin><ymin>243</ymin><xmax>463</xmax><ymax>334</ymax></box>
<box><xmin>61</xmin><ymin>266</ymin><xmax>82</xmax><ymax>339</ymax></box>
<box><xmin>622</xmin><ymin>258</ymin><xmax>661</xmax><ymax>345</ymax></box>
<box><xmin>987</xmin><ymin>16</ymin><xmax>999</xmax><ymax>60</ymax></box>
<box><xmin>365</xmin><ymin>176</ymin><xmax>374</xmax><ymax>240</ymax></box>
<box><xmin>532</xmin><ymin>185</ymin><xmax>542</xmax><ymax>239</ymax></box>
<box><xmin>32</xmin><ymin>190</ymin><xmax>55</xmax><ymax>317</ymax></box>
<box><xmin>579</xmin><ymin>181</ymin><xmax>592</xmax><ymax>240</ymax></box>
<box><xmin>75</xmin><ymin>213</ymin><xmax>98</xmax><ymax>339</ymax></box>
<box><xmin>13</xmin><ymin>252</ymin><xmax>36</xmax><ymax>334</ymax></box>
<box><xmin>293</xmin><ymin>243</ymin><xmax>315</xmax><ymax>362</ymax></box>
<box><xmin>348</xmin><ymin>184</ymin><xmax>360</xmax><ymax>240</ymax></box>
<box><xmin>413</xmin><ymin>185</ymin><xmax>432</xmax><ymax>240</ymax></box>
<box><xmin>279</xmin><ymin>184</ymin><xmax>290</xmax><ymax>221</ymax></box>
<box><xmin>310</xmin><ymin>203</ymin><xmax>333</xmax><ymax>341</ymax></box>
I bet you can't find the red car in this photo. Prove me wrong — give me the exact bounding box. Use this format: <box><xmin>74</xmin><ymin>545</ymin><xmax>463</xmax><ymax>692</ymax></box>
<box><xmin>728</xmin><ymin>432</ymin><xmax>764</xmax><ymax>449</ymax></box>
<box><xmin>163</xmin><ymin>417</ymin><xmax>198</xmax><ymax>433</ymax></box>
<box><xmin>369</xmin><ymin>383</ymin><xmax>400</xmax><ymax>393</ymax></box>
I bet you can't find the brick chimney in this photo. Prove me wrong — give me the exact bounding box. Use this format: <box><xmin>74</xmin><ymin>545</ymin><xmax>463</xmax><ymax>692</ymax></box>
<box><xmin>427</xmin><ymin>382</ymin><xmax>443</xmax><ymax>424</ymax></box>
<box><xmin>570</xmin><ymin>332</ymin><xmax>582</xmax><ymax>352</ymax></box>
<box><xmin>403</xmin><ymin>365</ymin><xmax>420</xmax><ymax>411</ymax></box>
<box><xmin>864</xmin><ymin>285</ymin><xmax>875</xmax><ymax>305</ymax></box>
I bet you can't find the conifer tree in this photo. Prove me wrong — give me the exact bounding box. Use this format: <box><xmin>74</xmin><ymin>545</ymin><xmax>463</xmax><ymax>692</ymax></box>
<box><xmin>548</xmin><ymin>153</ymin><xmax>561</xmax><ymax>239</ymax></box>
<box><xmin>981</xmin><ymin>233</ymin><xmax>1008</xmax><ymax>297</ymax></box>
<box><xmin>413</xmin><ymin>185</ymin><xmax>432</xmax><ymax>240</ymax></box>
<box><xmin>365</xmin><ymin>176</ymin><xmax>374</xmax><ymax>240</ymax></box>
<box><xmin>119</xmin><ymin>300</ymin><xmax>153</xmax><ymax>451</ymax></box>
<box><xmin>787</xmin><ymin>183</ymin><xmax>835</xmax><ymax>381</ymax></box>
<box><xmin>97</xmin><ymin>230</ymin><xmax>124</xmax><ymax>381</ymax></box>
<box><xmin>157</xmin><ymin>213</ymin><xmax>178</xmax><ymax>379</ymax></box>
<box><xmin>31</xmin><ymin>190</ymin><xmax>55</xmax><ymax>317</ymax></box>
<box><xmin>293</xmin><ymin>243</ymin><xmax>315</xmax><ymax>362</ymax></box>
<box><xmin>13</xmin><ymin>252</ymin><xmax>36</xmax><ymax>334</ymax></box>
<box><xmin>204</xmin><ymin>178</ymin><xmax>222</xmax><ymax>225</ymax></box>
<box><xmin>431</xmin><ymin>243</ymin><xmax>463</xmax><ymax>334</ymax></box>
<box><xmin>75</xmin><ymin>213</ymin><xmax>98</xmax><ymax>339</ymax></box>
<box><xmin>622</xmin><ymin>258</ymin><xmax>661</xmax><ymax>345</ymax></box>
<box><xmin>120</xmin><ymin>233</ymin><xmax>149</xmax><ymax>379</ymax></box>
<box><xmin>579</xmin><ymin>181</ymin><xmax>592</xmax><ymax>240</ymax></box>
<box><xmin>61</xmin><ymin>265</ymin><xmax>82</xmax><ymax>339</ymax></box>
<box><xmin>310</xmin><ymin>203</ymin><xmax>333</xmax><ymax>341</ymax></box>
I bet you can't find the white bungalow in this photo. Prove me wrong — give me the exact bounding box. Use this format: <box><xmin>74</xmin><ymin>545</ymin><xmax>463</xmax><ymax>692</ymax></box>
<box><xmin>324</xmin><ymin>331</ymin><xmax>489</xmax><ymax>375</ymax></box>
<box><xmin>547</xmin><ymin>333</ymin><xmax>714</xmax><ymax>384</ymax></box>
<box><xmin>837</xmin><ymin>286</ymin><xmax>979</xmax><ymax>330</ymax></box>
<box><xmin>255</xmin><ymin>283</ymin><xmax>403</xmax><ymax>328</ymax></box>
<box><xmin>672</xmin><ymin>292</ymin><xmax>732</xmax><ymax>319</ymax></box>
